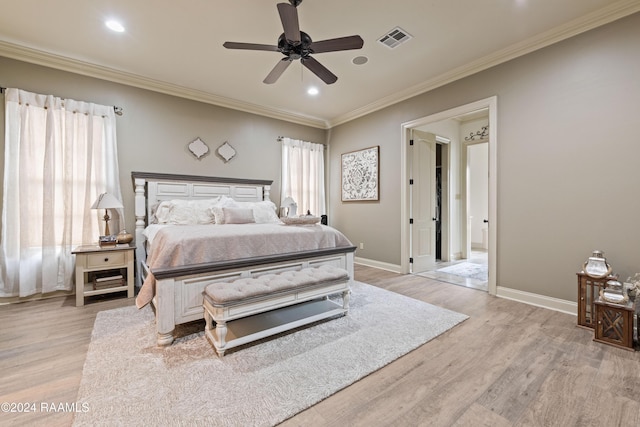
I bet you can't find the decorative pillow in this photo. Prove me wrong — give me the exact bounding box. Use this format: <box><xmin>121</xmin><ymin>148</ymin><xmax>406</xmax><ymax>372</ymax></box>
<box><xmin>154</xmin><ymin>200</ymin><xmax>175</xmax><ymax>224</ymax></box>
<box><xmin>149</xmin><ymin>202</ymin><xmax>161</xmax><ymax>224</ymax></box>
<box><xmin>281</xmin><ymin>216</ymin><xmax>321</xmax><ymax>225</ymax></box>
<box><xmin>209</xmin><ymin>196</ymin><xmax>239</xmax><ymax>224</ymax></box>
<box><xmin>222</xmin><ymin>207</ymin><xmax>255</xmax><ymax>224</ymax></box>
<box><xmin>235</xmin><ymin>200</ymin><xmax>282</xmax><ymax>224</ymax></box>
<box><xmin>190</xmin><ymin>198</ymin><xmax>220</xmax><ymax>224</ymax></box>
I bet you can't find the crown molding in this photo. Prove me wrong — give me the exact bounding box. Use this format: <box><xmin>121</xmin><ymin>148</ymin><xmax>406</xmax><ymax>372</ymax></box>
<box><xmin>327</xmin><ymin>0</ymin><xmax>640</xmax><ymax>127</ymax></box>
<box><xmin>0</xmin><ymin>40</ymin><xmax>329</xmax><ymax>129</ymax></box>
<box><xmin>1</xmin><ymin>0</ymin><xmax>637</xmax><ymax>130</ymax></box>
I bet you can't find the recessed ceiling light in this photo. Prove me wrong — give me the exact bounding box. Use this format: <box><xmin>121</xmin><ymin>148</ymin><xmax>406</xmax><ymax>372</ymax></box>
<box><xmin>105</xmin><ymin>20</ymin><xmax>125</xmax><ymax>33</ymax></box>
<box><xmin>307</xmin><ymin>87</ymin><xmax>319</xmax><ymax>96</ymax></box>
<box><xmin>352</xmin><ymin>56</ymin><xmax>368</xmax><ymax>65</ymax></box>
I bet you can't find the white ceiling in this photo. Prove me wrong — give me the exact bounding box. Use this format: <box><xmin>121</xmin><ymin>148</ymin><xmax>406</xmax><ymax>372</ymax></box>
<box><xmin>1</xmin><ymin>0</ymin><xmax>638</xmax><ymax>129</ymax></box>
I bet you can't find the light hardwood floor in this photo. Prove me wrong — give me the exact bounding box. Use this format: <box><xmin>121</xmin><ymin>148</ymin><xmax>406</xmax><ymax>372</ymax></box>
<box><xmin>1</xmin><ymin>265</ymin><xmax>639</xmax><ymax>426</ymax></box>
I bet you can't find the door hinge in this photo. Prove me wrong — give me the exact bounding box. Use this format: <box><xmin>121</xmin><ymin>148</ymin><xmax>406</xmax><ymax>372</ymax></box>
<box><xmin>409</xmin><ymin>179</ymin><xmax>414</xmax><ymax>185</ymax></box>
<box><xmin>409</xmin><ymin>257</ymin><xmax>414</xmax><ymax>263</ymax></box>
<box><xmin>409</xmin><ymin>139</ymin><xmax>414</xmax><ymax>146</ymax></box>
<box><xmin>409</xmin><ymin>218</ymin><xmax>413</xmax><ymax>224</ymax></box>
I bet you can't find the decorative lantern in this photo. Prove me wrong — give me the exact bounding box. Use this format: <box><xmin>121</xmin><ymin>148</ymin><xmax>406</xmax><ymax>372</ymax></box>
<box><xmin>600</xmin><ymin>279</ymin><xmax>628</xmax><ymax>305</ymax></box>
<box><xmin>582</xmin><ymin>250</ymin><xmax>612</xmax><ymax>278</ymax></box>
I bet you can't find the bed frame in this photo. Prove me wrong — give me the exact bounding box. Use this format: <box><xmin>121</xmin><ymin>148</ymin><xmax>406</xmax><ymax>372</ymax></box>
<box><xmin>132</xmin><ymin>171</ymin><xmax>356</xmax><ymax>346</ymax></box>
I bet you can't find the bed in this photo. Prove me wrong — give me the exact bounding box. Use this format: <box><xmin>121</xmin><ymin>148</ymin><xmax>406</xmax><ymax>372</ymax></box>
<box><xmin>131</xmin><ymin>171</ymin><xmax>356</xmax><ymax>346</ymax></box>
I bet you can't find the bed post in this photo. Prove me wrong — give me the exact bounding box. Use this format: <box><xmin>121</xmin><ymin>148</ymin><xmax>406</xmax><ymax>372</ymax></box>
<box><xmin>133</xmin><ymin>176</ymin><xmax>147</xmax><ymax>288</ymax></box>
<box><xmin>155</xmin><ymin>277</ymin><xmax>176</xmax><ymax>346</ymax></box>
<box><xmin>263</xmin><ymin>184</ymin><xmax>271</xmax><ymax>201</ymax></box>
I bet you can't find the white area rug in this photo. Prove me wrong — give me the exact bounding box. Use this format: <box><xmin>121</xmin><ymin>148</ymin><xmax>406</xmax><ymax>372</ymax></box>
<box><xmin>436</xmin><ymin>262</ymin><xmax>488</xmax><ymax>281</ymax></box>
<box><xmin>73</xmin><ymin>281</ymin><xmax>467</xmax><ymax>427</ymax></box>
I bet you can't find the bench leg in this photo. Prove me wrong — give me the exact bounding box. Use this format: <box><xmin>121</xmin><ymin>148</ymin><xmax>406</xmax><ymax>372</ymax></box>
<box><xmin>342</xmin><ymin>289</ymin><xmax>350</xmax><ymax>311</ymax></box>
<box><xmin>204</xmin><ymin>305</ymin><xmax>227</xmax><ymax>357</ymax></box>
<box><xmin>204</xmin><ymin>307</ymin><xmax>213</xmax><ymax>331</ymax></box>
<box><xmin>216</xmin><ymin>320</ymin><xmax>228</xmax><ymax>357</ymax></box>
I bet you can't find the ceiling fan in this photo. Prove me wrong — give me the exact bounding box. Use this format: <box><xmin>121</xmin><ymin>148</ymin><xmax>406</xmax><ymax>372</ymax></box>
<box><xmin>223</xmin><ymin>0</ymin><xmax>364</xmax><ymax>85</ymax></box>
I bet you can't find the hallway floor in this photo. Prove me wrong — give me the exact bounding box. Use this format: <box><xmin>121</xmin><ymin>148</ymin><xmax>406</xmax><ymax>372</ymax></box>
<box><xmin>414</xmin><ymin>250</ymin><xmax>488</xmax><ymax>291</ymax></box>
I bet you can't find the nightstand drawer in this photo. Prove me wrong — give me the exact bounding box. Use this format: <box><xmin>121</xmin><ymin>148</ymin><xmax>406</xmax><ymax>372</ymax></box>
<box><xmin>86</xmin><ymin>251</ymin><xmax>126</xmax><ymax>268</ymax></box>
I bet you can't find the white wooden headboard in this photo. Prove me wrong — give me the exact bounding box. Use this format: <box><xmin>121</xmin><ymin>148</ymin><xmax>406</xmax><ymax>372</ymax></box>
<box><xmin>131</xmin><ymin>172</ymin><xmax>273</xmax><ymax>283</ymax></box>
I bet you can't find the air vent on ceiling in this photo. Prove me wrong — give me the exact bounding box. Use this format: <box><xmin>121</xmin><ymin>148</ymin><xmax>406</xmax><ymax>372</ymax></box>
<box><xmin>378</xmin><ymin>27</ymin><xmax>412</xmax><ymax>49</ymax></box>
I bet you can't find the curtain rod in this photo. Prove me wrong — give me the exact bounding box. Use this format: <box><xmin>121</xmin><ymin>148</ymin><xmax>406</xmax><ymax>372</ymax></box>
<box><xmin>0</xmin><ymin>86</ymin><xmax>123</xmax><ymax>116</ymax></box>
<box><xmin>277</xmin><ymin>136</ymin><xmax>326</xmax><ymax>147</ymax></box>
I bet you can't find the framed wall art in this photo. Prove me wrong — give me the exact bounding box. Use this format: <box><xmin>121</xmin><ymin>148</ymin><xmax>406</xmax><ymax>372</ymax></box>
<box><xmin>341</xmin><ymin>146</ymin><xmax>379</xmax><ymax>201</ymax></box>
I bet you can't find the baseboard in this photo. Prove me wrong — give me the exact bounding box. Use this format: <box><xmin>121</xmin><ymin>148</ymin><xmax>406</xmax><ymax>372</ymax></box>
<box><xmin>354</xmin><ymin>257</ymin><xmax>402</xmax><ymax>273</ymax></box>
<box><xmin>0</xmin><ymin>289</ymin><xmax>74</xmax><ymax>305</ymax></box>
<box><xmin>496</xmin><ymin>286</ymin><xmax>577</xmax><ymax>316</ymax></box>
<box><xmin>354</xmin><ymin>261</ymin><xmax>578</xmax><ymax>316</ymax></box>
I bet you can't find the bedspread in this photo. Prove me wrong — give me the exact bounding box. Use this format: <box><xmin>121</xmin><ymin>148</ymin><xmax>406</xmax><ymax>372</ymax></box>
<box><xmin>135</xmin><ymin>223</ymin><xmax>352</xmax><ymax>308</ymax></box>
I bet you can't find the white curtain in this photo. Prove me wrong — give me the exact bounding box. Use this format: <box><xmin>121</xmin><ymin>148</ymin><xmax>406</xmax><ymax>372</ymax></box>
<box><xmin>1</xmin><ymin>88</ymin><xmax>122</xmax><ymax>297</ymax></box>
<box><xmin>280</xmin><ymin>137</ymin><xmax>326</xmax><ymax>216</ymax></box>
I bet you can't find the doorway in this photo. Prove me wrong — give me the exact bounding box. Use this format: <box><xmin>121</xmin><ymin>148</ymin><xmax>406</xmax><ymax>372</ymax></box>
<box><xmin>400</xmin><ymin>97</ymin><xmax>497</xmax><ymax>295</ymax></box>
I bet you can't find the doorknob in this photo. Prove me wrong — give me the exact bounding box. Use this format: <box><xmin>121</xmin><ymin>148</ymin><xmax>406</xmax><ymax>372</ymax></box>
<box><xmin>483</xmin><ymin>219</ymin><xmax>489</xmax><ymax>223</ymax></box>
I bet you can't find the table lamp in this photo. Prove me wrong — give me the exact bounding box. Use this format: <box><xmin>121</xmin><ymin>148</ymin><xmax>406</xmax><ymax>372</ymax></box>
<box><xmin>281</xmin><ymin>197</ymin><xmax>297</xmax><ymax>218</ymax></box>
<box><xmin>91</xmin><ymin>192</ymin><xmax>123</xmax><ymax>236</ymax></box>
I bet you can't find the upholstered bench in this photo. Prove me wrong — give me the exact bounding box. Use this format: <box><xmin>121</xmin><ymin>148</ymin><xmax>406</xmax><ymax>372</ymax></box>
<box><xmin>202</xmin><ymin>265</ymin><xmax>350</xmax><ymax>356</ymax></box>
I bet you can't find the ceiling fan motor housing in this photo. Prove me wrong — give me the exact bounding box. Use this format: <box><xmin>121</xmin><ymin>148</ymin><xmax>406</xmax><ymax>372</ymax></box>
<box><xmin>278</xmin><ymin>31</ymin><xmax>313</xmax><ymax>60</ymax></box>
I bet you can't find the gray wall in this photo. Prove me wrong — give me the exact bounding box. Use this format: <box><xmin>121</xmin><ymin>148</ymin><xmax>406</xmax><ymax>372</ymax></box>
<box><xmin>1</xmin><ymin>12</ymin><xmax>639</xmax><ymax>303</ymax></box>
<box><xmin>328</xmin><ymin>12</ymin><xmax>640</xmax><ymax>302</ymax></box>
<box><xmin>0</xmin><ymin>56</ymin><xmax>326</xmax><ymax>233</ymax></box>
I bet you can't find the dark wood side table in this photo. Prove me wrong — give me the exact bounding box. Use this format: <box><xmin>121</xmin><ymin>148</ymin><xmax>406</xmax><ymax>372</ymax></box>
<box><xmin>593</xmin><ymin>297</ymin><xmax>635</xmax><ymax>351</ymax></box>
<box><xmin>577</xmin><ymin>272</ymin><xmax>617</xmax><ymax>329</ymax></box>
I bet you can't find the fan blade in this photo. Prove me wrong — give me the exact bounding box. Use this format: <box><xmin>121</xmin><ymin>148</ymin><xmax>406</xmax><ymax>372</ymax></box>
<box><xmin>302</xmin><ymin>56</ymin><xmax>338</xmax><ymax>84</ymax></box>
<box><xmin>223</xmin><ymin>41</ymin><xmax>279</xmax><ymax>52</ymax></box>
<box><xmin>277</xmin><ymin>3</ymin><xmax>300</xmax><ymax>44</ymax></box>
<box><xmin>310</xmin><ymin>35</ymin><xmax>364</xmax><ymax>54</ymax></box>
<box><xmin>264</xmin><ymin>59</ymin><xmax>292</xmax><ymax>84</ymax></box>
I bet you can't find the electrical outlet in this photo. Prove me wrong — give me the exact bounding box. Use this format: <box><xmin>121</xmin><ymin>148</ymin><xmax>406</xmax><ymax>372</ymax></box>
<box><xmin>359</xmin><ymin>242</ymin><xmax>364</xmax><ymax>249</ymax></box>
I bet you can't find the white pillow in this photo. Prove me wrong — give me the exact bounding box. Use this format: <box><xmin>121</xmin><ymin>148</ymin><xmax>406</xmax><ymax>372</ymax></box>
<box><xmin>153</xmin><ymin>201</ymin><xmax>173</xmax><ymax>224</ymax></box>
<box><xmin>154</xmin><ymin>198</ymin><xmax>220</xmax><ymax>225</ymax></box>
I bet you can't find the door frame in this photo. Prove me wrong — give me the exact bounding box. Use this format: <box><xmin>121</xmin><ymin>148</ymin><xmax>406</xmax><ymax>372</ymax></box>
<box><xmin>400</xmin><ymin>96</ymin><xmax>497</xmax><ymax>295</ymax></box>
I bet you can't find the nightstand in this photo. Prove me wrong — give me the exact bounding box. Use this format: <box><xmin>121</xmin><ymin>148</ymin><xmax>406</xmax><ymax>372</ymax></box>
<box><xmin>72</xmin><ymin>244</ymin><xmax>135</xmax><ymax>307</ymax></box>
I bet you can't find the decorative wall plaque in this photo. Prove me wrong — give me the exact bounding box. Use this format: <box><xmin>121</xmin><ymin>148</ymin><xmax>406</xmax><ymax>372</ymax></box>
<box><xmin>217</xmin><ymin>141</ymin><xmax>236</xmax><ymax>162</ymax></box>
<box><xmin>341</xmin><ymin>146</ymin><xmax>379</xmax><ymax>201</ymax></box>
<box><xmin>188</xmin><ymin>137</ymin><xmax>209</xmax><ymax>159</ymax></box>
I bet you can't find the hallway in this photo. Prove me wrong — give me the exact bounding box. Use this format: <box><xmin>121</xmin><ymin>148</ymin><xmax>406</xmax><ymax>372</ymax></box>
<box><xmin>414</xmin><ymin>250</ymin><xmax>488</xmax><ymax>291</ymax></box>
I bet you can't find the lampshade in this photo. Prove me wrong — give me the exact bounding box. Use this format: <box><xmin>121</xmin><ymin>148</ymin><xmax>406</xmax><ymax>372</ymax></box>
<box><xmin>91</xmin><ymin>193</ymin><xmax>123</xmax><ymax>238</ymax></box>
<box><xmin>91</xmin><ymin>193</ymin><xmax>123</xmax><ymax>210</ymax></box>
<box><xmin>281</xmin><ymin>197</ymin><xmax>296</xmax><ymax>207</ymax></box>
<box><xmin>281</xmin><ymin>197</ymin><xmax>297</xmax><ymax>218</ymax></box>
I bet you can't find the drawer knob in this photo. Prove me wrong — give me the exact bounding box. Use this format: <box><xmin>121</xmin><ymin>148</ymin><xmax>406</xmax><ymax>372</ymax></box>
<box><xmin>104</xmin><ymin>257</ymin><xmax>109</xmax><ymax>262</ymax></box>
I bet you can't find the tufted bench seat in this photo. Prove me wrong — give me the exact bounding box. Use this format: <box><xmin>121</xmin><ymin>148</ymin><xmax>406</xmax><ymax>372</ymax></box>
<box><xmin>203</xmin><ymin>265</ymin><xmax>351</xmax><ymax>356</ymax></box>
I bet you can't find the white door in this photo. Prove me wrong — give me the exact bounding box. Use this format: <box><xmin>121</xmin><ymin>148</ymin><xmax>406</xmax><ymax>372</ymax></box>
<box><xmin>411</xmin><ymin>134</ymin><xmax>437</xmax><ymax>273</ymax></box>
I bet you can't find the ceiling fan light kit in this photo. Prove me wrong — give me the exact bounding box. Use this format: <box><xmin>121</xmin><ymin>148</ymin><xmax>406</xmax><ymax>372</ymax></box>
<box><xmin>223</xmin><ymin>0</ymin><xmax>364</xmax><ymax>85</ymax></box>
